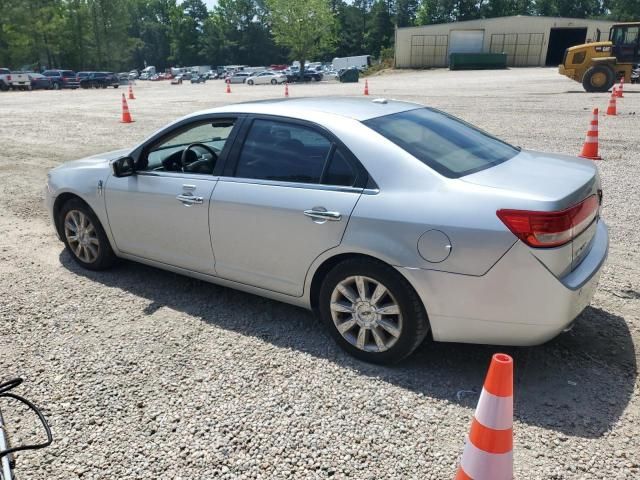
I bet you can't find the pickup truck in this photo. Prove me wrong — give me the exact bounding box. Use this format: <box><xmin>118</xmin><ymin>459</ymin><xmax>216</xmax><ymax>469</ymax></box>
<box><xmin>0</xmin><ymin>68</ymin><xmax>31</xmax><ymax>92</ymax></box>
<box><xmin>0</xmin><ymin>68</ymin><xmax>31</xmax><ymax>91</ymax></box>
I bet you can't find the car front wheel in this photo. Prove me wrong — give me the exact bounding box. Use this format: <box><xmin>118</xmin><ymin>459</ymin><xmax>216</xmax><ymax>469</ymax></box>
<box><xmin>59</xmin><ymin>199</ymin><xmax>116</xmax><ymax>270</ymax></box>
<box><xmin>319</xmin><ymin>258</ymin><xmax>429</xmax><ymax>364</ymax></box>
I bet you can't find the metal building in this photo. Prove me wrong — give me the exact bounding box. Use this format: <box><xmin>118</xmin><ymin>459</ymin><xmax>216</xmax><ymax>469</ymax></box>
<box><xmin>394</xmin><ymin>16</ymin><xmax>618</xmax><ymax>68</ymax></box>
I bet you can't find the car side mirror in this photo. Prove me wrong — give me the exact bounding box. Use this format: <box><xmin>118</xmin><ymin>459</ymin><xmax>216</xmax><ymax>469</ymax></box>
<box><xmin>111</xmin><ymin>157</ymin><xmax>135</xmax><ymax>177</ymax></box>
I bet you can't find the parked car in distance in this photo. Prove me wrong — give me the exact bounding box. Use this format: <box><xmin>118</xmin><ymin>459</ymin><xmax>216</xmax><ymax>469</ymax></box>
<box><xmin>42</xmin><ymin>70</ymin><xmax>80</xmax><ymax>89</ymax></box>
<box><xmin>226</xmin><ymin>72</ymin><xmax>251</xmax><ymax>84</ymax></box>
<box><xmin>171</xmin><ymin>75</ymin><xmax>183</xmax><ymax>85</ymax></box>
<box><xmin>0</xmin><ymin>68</ymin><xmax>11</xmax><ymax>91</ymax></box>
<box><xmin>139</xmin><ymin>72</ymin><xmax>149</xmax><ymax>80</ymax></box>
<box><xmin>77</xmin><ymin>71</ymin><xmax>92</xmax><ymax>81</ymax></box>
<box><xmin>246</xmin><ymin>71</ymin><xmax>287</xmax><ymax>85</ymax></box>
<box><xmin>79</xmin><ymin>72</ymin><xmax>119</xmax><ymax>89</ymax></box>
<box><xmin>129</xmin><ymin>70</ymin><xmax>139</xmax><ymax>80</ymax></box>
<box><xmin>287</xmin><ymin>70</ymin><xmax>323</xmax><ymax>83</ymax></box>
<box><xmin>28</xmin><ymin>73</ymin><xmax>53</xmax><ymax>90</ymax></box>
<box><xmin>44</xmin><ymin>98</ymin><xmax>609</xmax><ymax>364</ymax></box>
<box><xmin>190</xmin><ymin>74</ymin><xmax>207</xmax><ymax>84</ymax></box>
<box><xmin>7</xmin><ymin>71</ymin><xmax>31</xmax><ymax>90</ymax></box>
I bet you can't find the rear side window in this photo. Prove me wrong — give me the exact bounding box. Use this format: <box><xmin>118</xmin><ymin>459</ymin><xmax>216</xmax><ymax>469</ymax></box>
<box><xmin>364</xmin><ymin>108</ymin><xmax>519</xmax><ymax>178</ymax></box>
<box><xmin>62</xmin><ymin>71</ymin><xmax>76</xmax><ymax>77</ymax></box>
<box><xmin>323</xmin><ymin>148</ymin><xmax>358</xmax><ymax>186</ymax></box>
<box><xmin>235</xmin><ymin>119</ymin><xmax>332</xmax><ymax>184</ymax></box>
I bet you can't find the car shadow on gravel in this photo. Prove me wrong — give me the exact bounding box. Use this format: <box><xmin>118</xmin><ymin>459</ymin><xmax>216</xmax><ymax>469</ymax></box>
<box><xmin>60</xmin><ymin>252</ymin><xmax>637</xmax><ymax>440</ymax></box>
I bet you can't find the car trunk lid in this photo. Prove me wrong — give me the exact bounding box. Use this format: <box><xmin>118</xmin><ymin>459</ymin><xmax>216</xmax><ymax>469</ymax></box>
<box><xmin>462</xmin><ymin>149</ymin><xmax>601</xmax><ymax>277</ymax></box>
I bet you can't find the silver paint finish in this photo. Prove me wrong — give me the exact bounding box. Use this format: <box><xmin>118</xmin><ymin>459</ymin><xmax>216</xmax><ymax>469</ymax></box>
<box><xmin>105</xmin><ymin>173</ymin><xmax>217</xmax><ymax>275</ymax></box>
<box><xmin>44</xmin><ymin>98</ymin><xmax>610</xmax><ymax>347</ymax></box>
<box><xmin>209</xmin><ymin>179</ymin><xmax>361</xmax><ymax>296</ymax></box>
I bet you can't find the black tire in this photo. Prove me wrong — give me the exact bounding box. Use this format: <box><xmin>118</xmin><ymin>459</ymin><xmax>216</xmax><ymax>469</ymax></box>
<box><xmin>582</xmin><ymin>65</ymin><xmax>615</xmax><ymax>92</ymax></box>
<box><xmin>270</xmin><ymin>78</ymin><xmax>277</xmax><ymax>85</ymax></box>
<box><xmin>59</xmin><ymin>198</ymin><xmax>116</xmax><ymax>270</ymax></box>
<box><xmin>247</xmin><ymin>79</ymin><xmax>254</xmax><ymax>85</ymax></box>
<box><xmin>318</xmin><ymin>258</ymin><xmax>430</xmax><ymax>364</ymax></box>
<box><xmin>0</xmin><ymin>81</ymin><xmax>8</xmax><ymax>92</ymax></box>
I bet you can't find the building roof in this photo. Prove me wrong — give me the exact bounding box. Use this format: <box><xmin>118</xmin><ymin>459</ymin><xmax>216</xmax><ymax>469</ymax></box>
<box><xmin>398</xmin><ymin>15</ymin><xmax>616</xmax><ymax>31</ymax></box>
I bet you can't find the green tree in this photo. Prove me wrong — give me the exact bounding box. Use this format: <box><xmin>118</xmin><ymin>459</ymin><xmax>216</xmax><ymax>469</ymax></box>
<box><xmin>266</xmin><ymin>0</ymin><xmax>335</xmax><ymax>79</ymax></box>
<box><xmin>367</xmin><ymin>0</ymin><xmax>394</xmax><ymax>56</ymax></box>
<box><xmin>396</xmin><ymin>0</ymin><xmax>419</xmax><ymax>27</ymax></box>
<box><xmin>608</xmin><ymin>0</ymin><xmax>640</xmax><ymax>20</ymax></box>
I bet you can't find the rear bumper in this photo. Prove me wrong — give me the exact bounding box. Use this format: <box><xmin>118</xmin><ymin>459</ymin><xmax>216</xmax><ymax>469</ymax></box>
<box><xmin>398</xmin><ymin>220</ymin><xmax>609</xmax><ymax>346</ymax></box>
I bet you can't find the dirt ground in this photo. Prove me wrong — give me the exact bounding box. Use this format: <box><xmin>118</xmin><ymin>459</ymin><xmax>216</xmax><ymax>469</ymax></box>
<box><xmin>0</xmin><ymin>68</ymin><xmax>638</xmax><ymax>479</ymax></box>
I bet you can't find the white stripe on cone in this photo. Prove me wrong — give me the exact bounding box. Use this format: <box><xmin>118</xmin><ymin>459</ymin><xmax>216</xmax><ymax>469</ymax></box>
<box><xmin>474</xmin><ymin>388</ymin><xmax>513</xmax><ymax>430</ymax></box>
<box><xmin>460</xmin><ymin>439</ymin><xmax>513</xmax><ymax>480</ymax></box>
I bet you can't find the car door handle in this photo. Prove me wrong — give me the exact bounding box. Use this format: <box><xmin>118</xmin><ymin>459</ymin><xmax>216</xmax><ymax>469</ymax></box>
<box><xmin>303</xmin><ymin>209</ymin><xmax>342</xmax><ymax>221</ymax></box>
<box><xmin>176</xmin><ymin>194</ymin><xmax>203</xmax><ymax>205</ymax></box>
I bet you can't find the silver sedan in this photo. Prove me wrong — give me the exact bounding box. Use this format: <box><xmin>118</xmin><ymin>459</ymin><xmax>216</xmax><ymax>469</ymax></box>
<box><xmin>45</xmin><ymin>98</ymin><xmax>608</xmax><ymax>364</ymax></box>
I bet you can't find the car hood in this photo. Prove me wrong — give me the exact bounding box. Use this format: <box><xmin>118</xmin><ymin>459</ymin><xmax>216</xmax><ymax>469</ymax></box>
<box><xmin>461</xmin><ymin>149</ymin><xmax>598</xmax><ymax>209</ymax></box>
<box><xmin>53</xmin><ymin>148</ymin><xmax>130</xmax><ymax>172</ymax></box>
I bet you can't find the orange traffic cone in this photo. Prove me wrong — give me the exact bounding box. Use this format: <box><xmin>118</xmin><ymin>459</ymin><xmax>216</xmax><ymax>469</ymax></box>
<box><xmin>364</xmin><ymin>79</ymin><xmax>369</xmax><ymax>96</ymax></box>
<box><xmin>226</xmin><ymin>81</ymin><xmax>231</xmax><ymax>94</ymax></box>
<box><xmin>128</xmin><ymin>83</ymin><xmax>135</xmax><ymax>100</ymax></box>
<box><xmin>616</xmin><ymin>77</ymin><xmax>624</xmax><ymax>98</ymax></box>
<box><xmin>284</xmin><ymin>82</ymin><xmax>289</xmax><ymax>97</ymax></box>
<box><xmin>606</xmin><ymin>90</ymin><xmax>617</xmax><ymax>116</ymax></box>
<box><xmin>120</xmin><ymin>93</ymin><xmax>133</xmax><ymax>123</ymax></box>
<box><xmin>579</xmin><ymin>108</ymin><xmax>602</xmax><ymax>160</ymax></box>
<box><xmin>454</xmin><ymin>353</ymin><xmax>513</xmax><ymax>480</ymax></box>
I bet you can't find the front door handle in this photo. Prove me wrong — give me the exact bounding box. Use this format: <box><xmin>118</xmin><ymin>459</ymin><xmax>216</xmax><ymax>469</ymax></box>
<box><xmin>303</xmin><ymin>209</ymin><xmax>342</xmax><ymax>222</ymax></box>
<box><xmin>176</xmin><ymin>193</ymin><xmax>203</xmax><ymax>205</ymax></box>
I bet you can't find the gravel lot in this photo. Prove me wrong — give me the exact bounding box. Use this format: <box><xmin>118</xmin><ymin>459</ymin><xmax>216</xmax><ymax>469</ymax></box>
<box><xmin>0</xmin><ymin>68</ymin><xmax>638</xmax><ymax>479</ymax></box>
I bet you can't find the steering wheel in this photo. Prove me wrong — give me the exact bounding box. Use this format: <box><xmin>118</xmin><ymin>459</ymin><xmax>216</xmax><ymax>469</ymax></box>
<box><xmin>180</xmin><ymin>143</ymin><xmax>218</xmax><ymax>172</ymax></box>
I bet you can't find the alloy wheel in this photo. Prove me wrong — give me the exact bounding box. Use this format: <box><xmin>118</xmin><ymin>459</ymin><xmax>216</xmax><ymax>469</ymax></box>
<box><xmin>64</xmin><ymin>209</ymin><xmax>100</xmax><ymax>263</ymax></box>
<box><xmin>330</xmin><ymin>275</ymin><xmax>403</xmax><ymax>353</ymax></box>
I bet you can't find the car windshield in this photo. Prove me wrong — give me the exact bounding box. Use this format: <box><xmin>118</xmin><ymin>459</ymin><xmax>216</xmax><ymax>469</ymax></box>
<box><xmin>363</xmin><ymin>108</ymin><xmax>519</xmax><ymax>178</ymax></box>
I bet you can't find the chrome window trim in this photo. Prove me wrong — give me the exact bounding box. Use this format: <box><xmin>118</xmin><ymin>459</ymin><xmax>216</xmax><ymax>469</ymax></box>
<box><xmin>136</xmin><ymin>171</ymin><xmax>220</xmax><ymax>181</ymax></box>
<box><xmin>218</xmin><ymin>176</ymin><xmax>377</xmax><ymax>194</ymax></box>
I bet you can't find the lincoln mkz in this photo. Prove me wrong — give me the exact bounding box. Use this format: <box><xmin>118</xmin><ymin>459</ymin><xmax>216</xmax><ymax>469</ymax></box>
<box><xmin>45</xmin><ymin>98</ymin><xmax>608</xmax><ymax>363</ymax></box>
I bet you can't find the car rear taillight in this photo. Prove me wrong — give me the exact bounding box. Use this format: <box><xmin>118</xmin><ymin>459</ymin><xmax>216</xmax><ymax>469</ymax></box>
<box><xmin>7</xmin><ymin>75</ymin><xmax>11</xmax><ymax>81</ymax></box>
<box><xmin>497</xmin><ymin>195</ymin><xmax>599</xmax><ymax>248</ymax></box>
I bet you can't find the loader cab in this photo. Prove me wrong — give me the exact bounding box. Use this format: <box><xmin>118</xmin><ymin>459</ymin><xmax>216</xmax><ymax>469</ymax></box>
<box><xmin>609</xmin><ymin>24</ymin><xmax>640</xmax><ymax>63</ymax></box>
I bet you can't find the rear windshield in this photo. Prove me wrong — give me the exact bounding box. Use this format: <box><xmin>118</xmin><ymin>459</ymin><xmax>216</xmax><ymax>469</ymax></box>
<box><xmin>363</xmin><ymin>108</ymin><xmax>519</xmax><ymax>178</ymax></box>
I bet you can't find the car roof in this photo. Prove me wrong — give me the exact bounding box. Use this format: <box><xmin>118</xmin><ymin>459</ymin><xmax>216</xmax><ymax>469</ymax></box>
<box><xmin>206</xmin><ymin>97</ymin><xmax>421</xmax><ymax>121</ymax></box>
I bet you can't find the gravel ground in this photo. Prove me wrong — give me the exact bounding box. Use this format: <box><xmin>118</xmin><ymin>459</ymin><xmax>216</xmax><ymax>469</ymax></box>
<box><xmin>0</xmin><ymin>68</ymin><xmax>638</xmax><ymax>479</ymax></box>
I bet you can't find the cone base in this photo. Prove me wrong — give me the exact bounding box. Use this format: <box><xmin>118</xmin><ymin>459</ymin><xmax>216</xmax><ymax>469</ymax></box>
<box><xmin>579</xmin><ymin>154</ymin><xmax>601</xmax><ymax>160</ymax></box>
<box><xmin>120</xmin><ymin>120</ymin><xmax>135</xmax><ymax>123</ymax></box>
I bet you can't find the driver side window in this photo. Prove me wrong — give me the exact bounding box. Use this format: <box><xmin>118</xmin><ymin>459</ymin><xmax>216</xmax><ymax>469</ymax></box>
<box><xmin>143</xmin><ymin>119</ymin><xmax>236</xmax><ymax>175</ymax></box>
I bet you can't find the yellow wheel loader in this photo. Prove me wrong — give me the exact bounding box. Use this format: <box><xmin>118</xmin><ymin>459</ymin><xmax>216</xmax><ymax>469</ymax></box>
<box><xmin>560</xmin><ymin>23</ymin><xmax>640</xmax><ymax>92</ymax></box>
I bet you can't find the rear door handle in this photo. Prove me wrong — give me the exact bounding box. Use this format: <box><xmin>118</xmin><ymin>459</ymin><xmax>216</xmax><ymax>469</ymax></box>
<box><xmin>303</xmin><ymin>209</ymin><xmax>342</xmax><ymax>221</ymax></box>
<box><xmin>177</xmin><ymin>194</ymin><xmax>203</xmax><ymax>205</ymax></box>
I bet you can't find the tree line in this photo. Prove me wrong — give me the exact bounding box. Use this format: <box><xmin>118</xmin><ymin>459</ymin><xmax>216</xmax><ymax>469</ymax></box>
<box><xmin>0</xmin><ymin>0</ymin><xmax>637</xmax><ymax>72</ymax></box>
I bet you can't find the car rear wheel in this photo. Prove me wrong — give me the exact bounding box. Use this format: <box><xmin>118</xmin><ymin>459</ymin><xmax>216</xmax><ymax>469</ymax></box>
<box><xmin>59</xmin><ymin>199</ymin><xmax>116</xmax><ymax>270</ymax></box>
<box><xmin>319</xmin><ymin>258</ymin><xmax>429</xmax><ymax>364</ymax></box>
<box><xmin>271</xmin><ymin>79</ymin><xmax>277</xmax><ymax>85</ymax></box>
<box><xmin>247</xmin><ymin>79</ymin><xmax>254</xmax><ymax>85</ymax></box>
<box><xmin>582</xmin><ymin>65</ymin><xmax>615</xmax><ymax>92</ymax></box>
